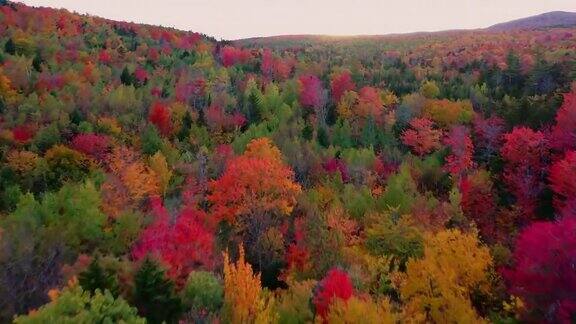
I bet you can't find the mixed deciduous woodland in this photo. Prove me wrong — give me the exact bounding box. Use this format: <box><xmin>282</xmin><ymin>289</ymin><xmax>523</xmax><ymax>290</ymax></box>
<box><xmin>0</xmin><ymin>1</ymin><xmax>575</xmax><ymax>323</ymax></box>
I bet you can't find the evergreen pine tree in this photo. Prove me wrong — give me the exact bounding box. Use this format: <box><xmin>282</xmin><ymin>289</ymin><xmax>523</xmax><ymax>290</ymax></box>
<box><xmin>302</xmin><ymin>122</ymin><xmax>313</xmax><ymax>141</ymax></box>
<box><xmin>4</xmin><ymin>39</ymin><xmax>15</xmax><ymax>55</ymax></box>
<box><xmin>317</xmin><ymin>126</ymin><xmax>330</xmax><ymax>148</ymax></box>
<box><xmin>32</xmin><ymin>53</ymin><xmax>43</xmax><ymax>72</ymax></box>
<box><xmin>141</xmin><ymin>125</ymin><xmax>163</xmax><ymax>156</ymax></box>
<box><xmin>246</xmin><ymin>90</ymin><xmax>263</xmax><ymax>123</ymax></box>
<box><xmin>78</xmin><ymin>257</ymin><xmax>120</xmax><ymax>297</ymax></box>
<box><xmin>326</xmin><ymin>102</ymin><xmax>337</xmax><ymax>126</ymax></box>
<box><xmin>120</xmin><ymin>66</ymin><xmax>133</xmax><ymax>86</ymax></box>
<box><xmin>133</xmin><ymin>258</ymin><xmax>182</xmax><ymax>324</ymax></box>
<box><xmin>177</xmin><ymin>111</ymin><xmax>192</xmax><ymax>141</ymax></box>
<box><xmin>361</xmin><ymin>116</ymin><xmax>378</xmax><ymax>148</ymax></box>
<box><xmin>197</xmin><ymin>108</ymin><xmax>207</xmax><ymax>127</ymax></box>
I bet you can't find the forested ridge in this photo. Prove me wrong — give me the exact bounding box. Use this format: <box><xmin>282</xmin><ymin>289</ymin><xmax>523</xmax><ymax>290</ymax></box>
<box><xmin>0</xmin><ymin>1</ymin><xmax>575</xmax><ymax>323</ymax></box>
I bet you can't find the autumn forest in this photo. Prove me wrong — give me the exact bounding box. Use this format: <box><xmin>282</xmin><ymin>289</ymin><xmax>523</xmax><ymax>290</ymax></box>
<box><xmin>0</xmin><ymin>1</ymin><xmax>575</xmax><ymax>323</ymax></box>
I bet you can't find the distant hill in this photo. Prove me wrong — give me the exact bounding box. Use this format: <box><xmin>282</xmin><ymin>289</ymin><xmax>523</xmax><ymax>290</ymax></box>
<box><xmin>487</xmin><ymin>11</ymin><xmax>576</xmax><ymax>31</ymax></box>
<box><xmin>236</xmin><ymin>11</ymin><xmax>576</xmax><ymax>45</ymax></box>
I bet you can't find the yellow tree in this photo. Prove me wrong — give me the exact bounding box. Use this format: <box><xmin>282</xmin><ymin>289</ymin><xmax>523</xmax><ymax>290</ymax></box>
<box><xmin>223</xmin><ymin>245</ymin><xmax>263</xmax><ymax>324</ymax></box>
<box><xmin>149</xmin><ymin>151</ymin><xmax>172</xmax><ymax>195</ymax></box>
<box><xmin>107</xmin><ymin>146</ymin><xmax>160</xmax><ymax>201</ymax></box>
<box><xmin>6</xmin><ymin>150</ymin><xmax>39</xmax><ymax>174</ymax></box>
<box><xmin>327</xmin><ymin>296</ymin><xmax>397</xmax><ymax>324</ymax></box>
<box><xmin>398</xmin><ymin>229</ymin><xmax>492</xmax><ymax>323</ymax></box>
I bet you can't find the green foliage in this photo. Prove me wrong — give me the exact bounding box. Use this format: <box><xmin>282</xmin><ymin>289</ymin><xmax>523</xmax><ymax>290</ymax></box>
<box><xmin>13</xmin><ymin>286</ymin><xmax>145</xmax><ymax>324</ymax></box>
<box><xmin>3</xmin><ymin>181</ymin><xmax>107</xmax><ymax>253</ymax></box>
<box><xmin>79</xmin><ymin>257</ymin><xmax>120</xmax><ymax>297</ymax></box>
<box><xmin>133</xmin><ymin>258</ymin><xmax>182</xmax><ymax>324</ymax></box>
<box><xmin>332</xmin><ymin>119</ymin><xmax>354</xmax><ymax>149</ymax></box>
<box><xmin>365</xmin><ymin>215</ymin><xmax>424</xmax><ymax>267</ymax></box>
<box><xmin>141</xmin><ymin>124</ymin><xmax>163</xmax><ymax>155</ymax></box>
<box><xmin>420</xmin><ymin>79</ymin><xmax>440</xmax><ymax>99</ymax></box>
<box><xmin>276</xmin><ymin>280</ymin><xmax>315</xmax><ymax>324</ymax></box>
<box><xmin>32</xmin><ymin>124</ymin><xmax>61</xmax><ymax>153</ymax></box>
<box><xmin>104</xmin><ymin>211</ymin><xmax>145</xmax><ymax>255</ymax></box>
<box><xmin>377</xmin><ymin>164</ymin><xmax>419</xmax><ymax>214</ymax></box>
<box><xmin>181</xmin><ymin>271</ymin><xmax>223</xmax><ymax>313</ymax></box>
<box><xmin>342</xmin><ymin>184</ymin><xmax>375</xmax><ymax>220</ymax></box>
<box><xmin>316</xmin><ymin>126</ymin><xmax>329</xmax><ymax>148</ymax></box>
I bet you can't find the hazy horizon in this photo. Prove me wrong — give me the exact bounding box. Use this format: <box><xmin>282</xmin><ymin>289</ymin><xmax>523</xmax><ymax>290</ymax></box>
<box><xmin>19</xmin><ymin>0</ymin><xmax>576</xmax><ymax>40</ymax></box>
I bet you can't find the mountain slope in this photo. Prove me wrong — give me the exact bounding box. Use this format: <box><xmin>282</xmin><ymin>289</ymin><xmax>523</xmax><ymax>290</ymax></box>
<box><xmin>487</xmin><ymin>11</ymin><xmax>576</xmax><ymax>31</ymax></box>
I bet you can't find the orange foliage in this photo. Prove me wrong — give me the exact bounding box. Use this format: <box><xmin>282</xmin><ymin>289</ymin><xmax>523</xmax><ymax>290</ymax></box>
<box><xmin>223</xmin><ymin>245</ymin><xmax>262</xmax><ymax>324</ymax></box>
<box><xmin>208</xmin><ymin>138</ymin><xmax>301</xmax><ymax>223</ymax></box>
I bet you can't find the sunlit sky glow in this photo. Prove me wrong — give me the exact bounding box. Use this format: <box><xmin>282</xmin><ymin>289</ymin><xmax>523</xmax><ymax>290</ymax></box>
<box><xmin>19</xmin><ymin>0</ymin><xmax>576</xmax><ymax>40</ymax></box>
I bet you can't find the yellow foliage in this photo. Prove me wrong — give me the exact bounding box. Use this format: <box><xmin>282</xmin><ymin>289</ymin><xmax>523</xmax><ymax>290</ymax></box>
<box><xmin>223</xmin><ymin>245</ymin><xmax>263</xmax><ymax>324</ymax></box>
<box><xmin>244</xmin><ymin>137</ymin><xmax>283</xmax><ymax>162</ymax></box>
<box><xmin>108</xmin><ymin>146</ymin><xmax>160</xmax><ymax>201</ymax></box>
<box><xmin>422</xmin><ymin>99</ymin><xmax>474</xmax><ymax>127</ymax></box>
<box><xmin>327</xmin><ymin>296</ymin><xmax>397</xmax><ymax>324</ymax></box>
<box><xmin>121</xmin><ymin>161</ymin><xmax>160</xmax><ymax>201</ymax></box>
<box><xmin>97</xmin><ymin>117</ymin><xmax>122</xmax><ymax>135</ymax></box>
<box><xmin>342</xmin><ymin>245</ymin><xmax>395</xmax><ymax>295</ymax></box>
<box><xmin>0</xmin><ymin>68</ymin><xmax>18</xmax><ymax>105</ymax></box>
<box><xmin>337</xmin><ymin>90</ymin><xmax>359</xmax><ymax>120</ymax></box>
<box><xmin>7</xmin><ymin>150</ymin><xmax>39</xmax><ymax>173</ymax></box>
<box><xmin>45</xmin><ymin>145</ymin><xmax>89</xmax><ymax>170</ymax></box>
<box><xmin>381</xmin><ymin>89</ymin><xmax>399</xmax><ymax>107</ymax></box>
<box><xmin>149</xmin><ymin>151</ymin><xmax>172</xmax><ymax>195</ymax></box>
<box><xmin>419</xmin><ymin>80</ymin><xmax>440</xmax><ymax>99</ymax></box>
<box><xmin>276</xmin><ymin>279</ymin><xmax>316</xmax><ymax>322</ymax></box>
<box><xmin>398</xmin><ymin>229</ymin><xmax>492</xmax><ymax>323</ymax></box>
<box><xmin>254</xmin><ymin>291</ymin><xmax>279</xmax><ymax>324</ymax></box>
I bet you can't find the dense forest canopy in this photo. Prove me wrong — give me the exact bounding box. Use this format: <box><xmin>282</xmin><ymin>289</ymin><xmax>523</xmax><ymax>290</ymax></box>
<box><xmin>0</xmin><ymin>1</ymin><xmax>575</xmax><ymax>323</ymax></box>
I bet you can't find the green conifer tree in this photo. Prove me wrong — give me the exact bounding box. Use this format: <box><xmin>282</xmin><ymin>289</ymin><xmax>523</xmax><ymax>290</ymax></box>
<box><xmin>133</xmin><ymin>258</ymin><xmax>182</xmax><ymax>324</ymax></box>
<box><xmin>79</xmin><ymin>257</ymin><xmax>120</xmax><ymax>297</ymax></box>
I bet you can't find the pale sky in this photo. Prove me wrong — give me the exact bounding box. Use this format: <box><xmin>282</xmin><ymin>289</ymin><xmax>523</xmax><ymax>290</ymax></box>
<box><xmin>19</xmin><ymin>0</ymin><xmax>576</xmax><ymax>40</ymax></box>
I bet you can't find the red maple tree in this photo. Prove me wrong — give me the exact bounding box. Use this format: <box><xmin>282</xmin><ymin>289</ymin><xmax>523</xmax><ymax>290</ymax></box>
<box><xmin>503</xmin><ymin>216</ymin><xmax>576</xmax><ymax>322</ymax></box>
<box><xmin>148</xmin><ymin>102</ymin><xmax>172</xmax><ymax>136</ymax></box>
<box><xmin>501</xmin><ymin>127</ymin><xmax>549</xmax><ymax>220</ymax></box>
<box><xmin>401</xmin><ymin>118</ymin><xmax>443</xmax><ymax>156</ymax></box>
<box><xmin>312</xmin><ymin>268</ymin><xmax>354</xmax><ymax>320</ymax></box>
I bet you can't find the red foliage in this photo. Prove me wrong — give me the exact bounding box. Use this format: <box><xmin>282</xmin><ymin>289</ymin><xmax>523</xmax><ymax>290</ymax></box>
<box><xmin>550</xmin><ymin>90</ymin><xmax>576</xmax><ymax>153</ymax></box>
<box><xmin>298</xmin><ymin>74</ymin><xmax>323</xmax><ymax>108</ymax></box>
<box><xmin>286</xmin><ymin>218</ymin><xmax>310</xmax><ymax>273</ymax></box>
<box><xmin>401</xmin><ymin>118</ymin><xmax>443</xmax><ymax>156</ymax></box>
<box><xmin>313</xmin><ymin>268</ymin><xmax>354</xmax><ymax>319</ymax></box>
<box><xmin>205</xmin><ymin>104</ymin><xmax>245</xmax><ymax>132</ymax></box>
<box><xmin>549</xmin><ymin>151</ymin><xmax>576</xmax><ymax>217</ymax></box>
<box><xmin>220</xmin><ymin>46</ymin><xmax>251</xmax><ymax>67</ymax></box>
<box><xmin>330</xmin><ymin>71</ymin><xmax>355</xmax><ymax>103</ymax></box>
<box><xmin>357</xmin><ymin>86</ymin><xmax>383</xmax><ymax>120</ymax></box>
<box><xmin>175</xmin><ymin>78</ymin><xmax>206</xmax><ymax>103</ymax></box>
<box><xmin>131</xmin><ymin>197</ymin><xmax>215</xmax><ymax>283</ymax></box>
<box><xmin>501</xmin><ymin>127</ymin><xmax>549</xmax><ymax>220</ymax></box>
<box><xmin>503</xmin><ymin>216</ymin><xmax>576</xmax><ymax>322</ymax></box>
<box><xmin>11</xmin><ymin>125</ymin><xmax>34</xmax><ymax>144</ymax></box>
<box><xmin>443</xmin><ymin>126</ymin><xmax>474</xmax><ymax>178</ymax></box>
<box><xmin>208</xmin><ymin>138</ymin><xmax>301</xmax><ymax>223</ymax></box>
<box><xmin>71</xmin><ymin>133</ymin><xmax>110</xmax><ymax>161</ymax></box>
<box><xmin>148</xmin><ymin>102</ymin><xmax>172</xmax><ymax>136</ymax></box>
<box><xmin>98</xmin><ymin>49</ymin><xmax>111</xmax><ymax>64</ymax></box>
<box><xmin>460</xmin><ymin>172</ymin><xmax>498</xmax><ymax>241</ymax></box>
<box><xmin>134</xmin><ymin>66</ymin><xmax>148</xmax><ymax>83</ymax></box>
<box><xmin>261</xmin><ymin>49</ymin><xmax>274</xmax><ymax>77</ymax></box>
<box><xmin>323</xmin><ymin>158</ymin><xmax>350</xmax><ymax>182</ymax></box>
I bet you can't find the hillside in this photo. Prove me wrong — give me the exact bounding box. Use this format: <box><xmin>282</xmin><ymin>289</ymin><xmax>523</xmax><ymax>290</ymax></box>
<box><xmin>236</xmin><ymin>11</ymin><xmax>576</xmax><ymax>48</ymax></box>
<box><xmin>488</xmin><ymin>11</ymin><xmax>576</xmax><ymax>31</ymax></box>
<box><xmin>1</xmin><ymin>1</ymin><xmax>576</xmax><ymax>323</ymax></box>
